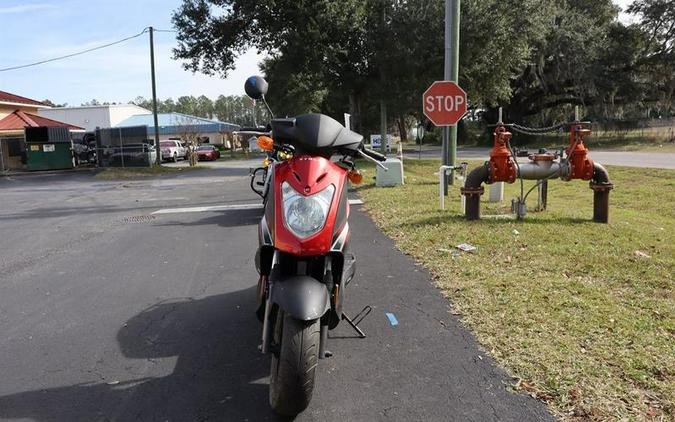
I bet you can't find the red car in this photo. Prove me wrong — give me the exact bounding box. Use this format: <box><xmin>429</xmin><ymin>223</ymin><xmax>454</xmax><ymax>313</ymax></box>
<box><xmin>195</xmin><ymin>145</ymin><xmax>221</xmax><ymax>161</ymax></box>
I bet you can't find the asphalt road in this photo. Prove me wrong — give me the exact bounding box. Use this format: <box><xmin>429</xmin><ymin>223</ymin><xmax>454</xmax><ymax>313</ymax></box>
<box><xmin>0</xmin><ymin>166</ymin><xmax>552</xmax><ymax>421</ymax></box>
<box><xmin>404</xmin><ymin>146</ymin><xmax>675</xmax><ymax>169</ymax></box>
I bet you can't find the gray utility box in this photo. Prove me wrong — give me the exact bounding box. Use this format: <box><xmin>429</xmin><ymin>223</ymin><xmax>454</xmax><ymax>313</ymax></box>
<box><xmin>376</xmin><ymin>158</ymin><xmax>404</xmax><ymax>187</ymax></box>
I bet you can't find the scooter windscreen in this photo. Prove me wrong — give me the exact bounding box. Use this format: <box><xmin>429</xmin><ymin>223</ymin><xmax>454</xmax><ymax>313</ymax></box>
<box><xmin>271</xmin><ymin>113</ymin><xmax>363</xmax><ymax>157</ymax></box>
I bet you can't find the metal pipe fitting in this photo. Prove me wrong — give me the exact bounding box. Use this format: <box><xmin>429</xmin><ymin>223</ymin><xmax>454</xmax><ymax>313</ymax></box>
<box><xmin>591</xmin><ymin>162</ymin><xmax>611</xmax><ymax>185</ymax></box>
<box><xmin>465</xmin><ymin>162</ymin><xmax>491</xmax><ymax>189</ymax></box>
<box><xmin>590</xmin><ymin>162</ymin><xmax>613</xmax><ymax>223</ymax></box>
<box><xmin>461</xmin><ymin>162</ymin><xmax>490</xmax><ymax>220</ymax></box>
<box><xmin>516</xmin><ymin>160</ymin><xmax>562</xmax><ymax>180</ymax></box>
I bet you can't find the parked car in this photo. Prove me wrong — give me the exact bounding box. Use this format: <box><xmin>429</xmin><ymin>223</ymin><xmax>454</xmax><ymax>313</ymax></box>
<box><xmin>195</xmin><ymin>145</ymin><xmax>221</xmax><ymax>161</ymax></box>
<box><xmin>160</xmin><ymin>140</ymin><xmax>187</xmax><ymax>162</ymax></box>
<box><xmin>107</xmin><ymin>143</ymin><xmax>156</xmax><ymax>167</ymax></box>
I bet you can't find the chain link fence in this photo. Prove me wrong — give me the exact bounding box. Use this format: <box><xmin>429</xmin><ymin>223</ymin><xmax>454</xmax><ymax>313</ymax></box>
<box><xmin>502</xmin><ymin>118</ymin><xmax>675</xmax><ymax>149</ymax></box>
<box><xmin>95</xmin><ymin>126</ymin><xmax>155</xmax><ymax>168</ymax></box>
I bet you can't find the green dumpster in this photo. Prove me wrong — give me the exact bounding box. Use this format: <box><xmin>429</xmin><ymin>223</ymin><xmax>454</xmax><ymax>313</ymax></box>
<box><xmin>25</xmin><ymin>127</ymin><xmax>74</xmax><ymax>171</ymax></box>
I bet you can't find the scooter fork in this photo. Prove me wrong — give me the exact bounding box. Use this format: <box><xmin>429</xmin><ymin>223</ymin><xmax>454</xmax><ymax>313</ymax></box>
<box><xmin>260</xmin><ymin>251</ymin><xmax>278</xmax><ymax>354</ymax></box>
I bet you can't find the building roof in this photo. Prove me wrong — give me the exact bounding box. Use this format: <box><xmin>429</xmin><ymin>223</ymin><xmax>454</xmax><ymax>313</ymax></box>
<box><xmin>115</xmin><ymin>112</ymin><xmax>239</xmax><ymax>135</ymax></box>
<box><xmin>0</xmin><ymin>110</ymin><xmax>85</xmax><ymax>131</ymax></box>
<box><xmin>0</xmin><ymin>90</ymin><xmax>50</xmax><ymax>108</ymax></box>
<box><xmin>44</xmin><ymin>104</ymin><xmax>151</xmax><ymax>112</ymax></box>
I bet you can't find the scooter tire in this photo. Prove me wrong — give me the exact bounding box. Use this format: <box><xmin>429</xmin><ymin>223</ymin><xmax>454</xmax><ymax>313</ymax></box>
<box><xmin>269</xmin><ymin>311</ymin><xmax>320</xmax><ymax>416</ymax></box>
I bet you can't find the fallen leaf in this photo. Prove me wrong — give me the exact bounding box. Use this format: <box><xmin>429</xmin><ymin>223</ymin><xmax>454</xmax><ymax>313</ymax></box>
<box><xmin>517</xmin><ymin>379</ymin><xmax>537</xmax><ymax>393</ymax></box>
<box><xmin>646</xmin><ymin>408</ymin><xmax>659</xmax><ymax>417</ymax></box>
<box><xmin>634</xmin><ymin>250</ymin><xmax>651</xmax><ymax>259</ymax></box>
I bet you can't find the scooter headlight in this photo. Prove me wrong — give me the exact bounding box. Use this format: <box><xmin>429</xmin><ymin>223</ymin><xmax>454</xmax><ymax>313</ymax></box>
<box><xmin>282</xmin><ymin>182</ymin><xmax>335</xmax><ymax>239</ymax></box>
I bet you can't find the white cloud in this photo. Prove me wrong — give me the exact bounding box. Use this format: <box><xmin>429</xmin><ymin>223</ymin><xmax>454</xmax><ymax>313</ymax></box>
<box><xmin>0</xmin><ymin>3</ymin><xmax>56</xmax><ymax>14</ymax></box>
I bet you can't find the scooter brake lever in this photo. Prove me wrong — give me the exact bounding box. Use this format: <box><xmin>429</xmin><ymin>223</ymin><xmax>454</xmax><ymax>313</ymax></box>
<box><xmin>357</xmin><ymin>149</ymin><xmax>388</xmax><ymax>171</ymax></box>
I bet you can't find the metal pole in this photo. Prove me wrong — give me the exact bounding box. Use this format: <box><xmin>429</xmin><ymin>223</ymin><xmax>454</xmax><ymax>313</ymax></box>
<box><xmin>149</xmin><ymin>27</ymin><xmax>161</xmax><ymax>166</ymax></box>
<box><xmin>442</xmin><ymin>0</ymin><xmax>451</xmax><ymax>194</ymax></box>
<box><xmin>119</xmin><ymin>128</ymin><xmax>124</xmax><ymax>168</ymax></box>
<box><xmin>448</xmin><ymin>0</ymin><xmax>460</xmax><ymax>185</ymax></box>
<box><xmin>0</xmin><ymin>140</ymin><xmax>5</xmax><ymax>172</ymax></box>
<box><xmin>379</xmin><ymin>3</ymin><xmax>388</xmax><ymax>157</ymax></box>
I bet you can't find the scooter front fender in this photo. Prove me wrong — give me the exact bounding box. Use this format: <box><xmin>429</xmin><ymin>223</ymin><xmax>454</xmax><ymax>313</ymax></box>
<box><xmin>270</xmin><ymin>275</ymin><xmax>330</xmax><ymax>321</ymax></box>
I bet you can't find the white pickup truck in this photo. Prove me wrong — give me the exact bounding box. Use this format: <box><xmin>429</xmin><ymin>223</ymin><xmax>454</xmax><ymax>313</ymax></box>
<box><xmin>160</xmin><ymin>140</ymin><xmax>188</xmax><ymax>162</ymax></box>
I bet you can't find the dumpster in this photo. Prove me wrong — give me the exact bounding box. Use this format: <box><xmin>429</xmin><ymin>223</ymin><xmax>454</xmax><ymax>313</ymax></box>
<box><xmin>25</xmin><ymin>127</ymin><xmax>74</xmax><ymax>171</ymax></box>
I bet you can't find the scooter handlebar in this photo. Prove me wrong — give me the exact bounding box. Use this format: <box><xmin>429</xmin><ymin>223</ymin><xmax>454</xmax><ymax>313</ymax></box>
<box><xmin>233</xmin><ymin>129</ymin><xmax>271</xmax><ymax>137</ymax></box>
<box><xmin>239</xmin><ymin>126</ymin><xmax>268</xmax><ymax>132</ymax></box>
<box><xmin>361</xmin><ymin>147</ymin><xmax>387</xmax><ymax>162</ymax></box>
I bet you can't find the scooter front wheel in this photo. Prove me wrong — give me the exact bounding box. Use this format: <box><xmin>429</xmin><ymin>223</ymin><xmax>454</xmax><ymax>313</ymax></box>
<box><xmin>269</xmin><ymin>310</ymin><xmax>320</xmax><ymax>416</ymax></box>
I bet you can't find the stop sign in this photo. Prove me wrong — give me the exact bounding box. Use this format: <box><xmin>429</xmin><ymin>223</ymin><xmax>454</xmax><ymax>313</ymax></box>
<box><xmin>423</xmin><ymin>81</ymin><xmax>467</xmax><ymax>126</ymax></box>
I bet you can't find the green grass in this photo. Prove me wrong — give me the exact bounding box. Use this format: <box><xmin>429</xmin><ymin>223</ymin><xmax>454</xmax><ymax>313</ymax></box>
<box><xmin>94</xmin><ymin>165</ymin><xmax>205</xmax><ymax>180</ymax></box>
<box><xmin>358</xmin><ymin>160</ymin><xmax>674</xmax><ymax>421</ymax></box>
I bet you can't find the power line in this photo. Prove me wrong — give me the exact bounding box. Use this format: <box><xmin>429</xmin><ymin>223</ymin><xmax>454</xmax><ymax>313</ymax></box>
<box><xmin>0</xmin><ymin>28</ymin><xmax>152</xmax><ymax>72</ymax></box>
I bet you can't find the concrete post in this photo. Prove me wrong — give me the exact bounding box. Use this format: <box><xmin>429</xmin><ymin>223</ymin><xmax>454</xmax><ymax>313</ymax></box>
<box><xmin>489</xmin><ymin>182</ymin><xmax>504</xmax><ymax>202</ymax></box>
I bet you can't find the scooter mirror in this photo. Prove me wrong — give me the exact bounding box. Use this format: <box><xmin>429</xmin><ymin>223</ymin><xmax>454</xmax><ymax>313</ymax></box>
<box><xmin>244</xmin><ymin>76</ymin><xmax>269</xmax><ymax>100</ymax></box>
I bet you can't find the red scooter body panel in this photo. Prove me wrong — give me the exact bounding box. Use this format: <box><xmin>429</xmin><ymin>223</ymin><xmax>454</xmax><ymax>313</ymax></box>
<box><xmin>272</xmin><ymin>155</ymin><xmax>349</xmax><ymax>256</ymax></box>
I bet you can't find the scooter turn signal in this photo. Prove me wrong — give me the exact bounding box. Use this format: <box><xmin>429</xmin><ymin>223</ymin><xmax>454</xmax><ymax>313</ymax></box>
<box><xmin>347</xmin><ymin>169</ymin><xmax>363</xmax><ymax>184</ymax></box>
<box><xmin>257</xmin><ymin>136</ymin><xmax>274</xmax><ymax>151</ymax></box>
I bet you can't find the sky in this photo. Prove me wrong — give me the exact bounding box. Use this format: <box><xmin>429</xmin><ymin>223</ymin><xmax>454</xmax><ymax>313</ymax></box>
<box><xmin>0</xmin><ymin>0</ymin><xmax>264</xmax><ymax>105</ymax></box>
<box><xmin>0</xmin><ymin>0</ymin><xmax>634</xmax><ymax>106</ymax></box>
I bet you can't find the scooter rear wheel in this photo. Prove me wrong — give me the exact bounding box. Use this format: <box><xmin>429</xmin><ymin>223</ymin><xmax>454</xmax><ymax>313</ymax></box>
<box><xmin>269</xmin><ymin>310</ymin><xmax>320</xmax><ymax>416</ymax></box>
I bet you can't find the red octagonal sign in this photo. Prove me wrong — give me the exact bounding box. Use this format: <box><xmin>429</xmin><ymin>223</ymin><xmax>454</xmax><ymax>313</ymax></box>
<box><xmin>423</xmin><ymin>81</ymin><xmax>467</xmax><ymax>126</ymax></box>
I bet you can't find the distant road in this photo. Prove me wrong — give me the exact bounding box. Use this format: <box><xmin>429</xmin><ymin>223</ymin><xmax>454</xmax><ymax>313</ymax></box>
<box><xmin>404</xmin><ymin>146</ymin><xmax>675</xmax><ymax>169</ymax></box>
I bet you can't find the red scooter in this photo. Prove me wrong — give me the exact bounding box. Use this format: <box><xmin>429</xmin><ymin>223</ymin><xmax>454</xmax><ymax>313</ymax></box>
<box><xmin>242</xmin><ymin>76</ymin><xmax>387</xmax><ymax>415</ymax></box>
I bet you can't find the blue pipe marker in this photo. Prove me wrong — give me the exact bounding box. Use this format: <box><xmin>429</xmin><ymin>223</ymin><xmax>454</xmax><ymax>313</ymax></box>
<box><xmin>385</xmin><ymin>312</ymin><xmax>399</xmax><ymax>326</ymax></box>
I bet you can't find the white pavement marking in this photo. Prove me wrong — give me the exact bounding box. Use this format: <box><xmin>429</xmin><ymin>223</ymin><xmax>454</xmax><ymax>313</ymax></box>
<box><xmin>152</xmin><ymin>204</ymin><xmax>262</xmax><ymax>215</ymax></box>
<box><xmin>143</xmin><ymin>197</ymin><xmax>187</xmax><ymax>201</ymax></box>
<box><xmin>152</xmin><ymin>199</ymin><xmax>365</xmax><ymax>215</ymax></box>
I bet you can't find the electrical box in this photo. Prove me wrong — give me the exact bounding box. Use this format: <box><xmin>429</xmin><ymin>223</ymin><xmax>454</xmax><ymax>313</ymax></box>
<box><xmin>376</xmin><ymin>158</ymin><xmax>404</xmax><ymax>187</ymax></box>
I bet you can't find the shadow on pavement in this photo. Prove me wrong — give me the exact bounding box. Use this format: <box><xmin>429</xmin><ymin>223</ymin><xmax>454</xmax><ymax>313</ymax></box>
<box><xmin>155</xmin><ymin>207</ymin><xmax>263</xmax><ymax>229</ymax></box>
<box><xmin>0</xmin><ymin>287</ymin><xmax>290</xmax><ymax>421</ymax></box>
<box><xmin>161</xmin><ymin>166</ymin><xmax>252</xmax><ymax>179</ymax></box>
<box><xmin>0</xmin><ymin>204</ymin><xmax>166</xmax><ymax>221</ymax></box>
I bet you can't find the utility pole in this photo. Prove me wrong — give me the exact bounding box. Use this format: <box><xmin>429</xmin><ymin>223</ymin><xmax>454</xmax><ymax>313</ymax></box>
<box><xmin>379</xmin><ymin>3</ymin><xmax>388</xmax><ymax>156</ymax></box>
<box><xmin>149</xmin><ymin>26</ymin><xmax>161</xmax><ymax>165</ymax></box>
<box><xmin>442</xmin><ymin>0</ymin><xmax>460</xmax><ymax>192</ymax></box>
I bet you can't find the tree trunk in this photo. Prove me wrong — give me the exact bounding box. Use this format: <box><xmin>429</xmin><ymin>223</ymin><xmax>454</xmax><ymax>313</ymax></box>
<box><xmin>380</xmin><ymin>100</ymin><xmax>387</xmax><ymax>154</ymax></box>
<box><xmin>349</xmin><ymin>93</ymin><xmax>358</xmax><ymax>132</ymax></box>
<box><xmin>396</xmin><ymin>115</ymin><xmax>408</xmax><ymax>142</ymax></box>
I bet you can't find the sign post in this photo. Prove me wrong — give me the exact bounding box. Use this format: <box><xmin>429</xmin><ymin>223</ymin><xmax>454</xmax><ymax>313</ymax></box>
<box><xmin>441</xmin><ymin>0</ymin><xmax>461</xmax><ymax>192</ymax></box>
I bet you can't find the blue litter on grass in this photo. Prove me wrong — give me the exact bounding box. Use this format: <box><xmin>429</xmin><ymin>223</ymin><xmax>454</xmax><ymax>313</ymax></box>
<box><xmin>386</xmin><ymin>312</ymin><xmax>398</xmax><ymax>326</ymax></box>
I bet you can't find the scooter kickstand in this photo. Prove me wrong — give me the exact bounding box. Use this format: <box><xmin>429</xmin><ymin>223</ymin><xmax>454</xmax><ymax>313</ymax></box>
<box><xmin>319</xmin><ymin>324</ymin><xmax>332</xmax><ymax>359</ymax></box>
<box><xmin>341</xmin><ymin>305</ymin><xmax>372</xmax><ymax>339</ymax></box>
